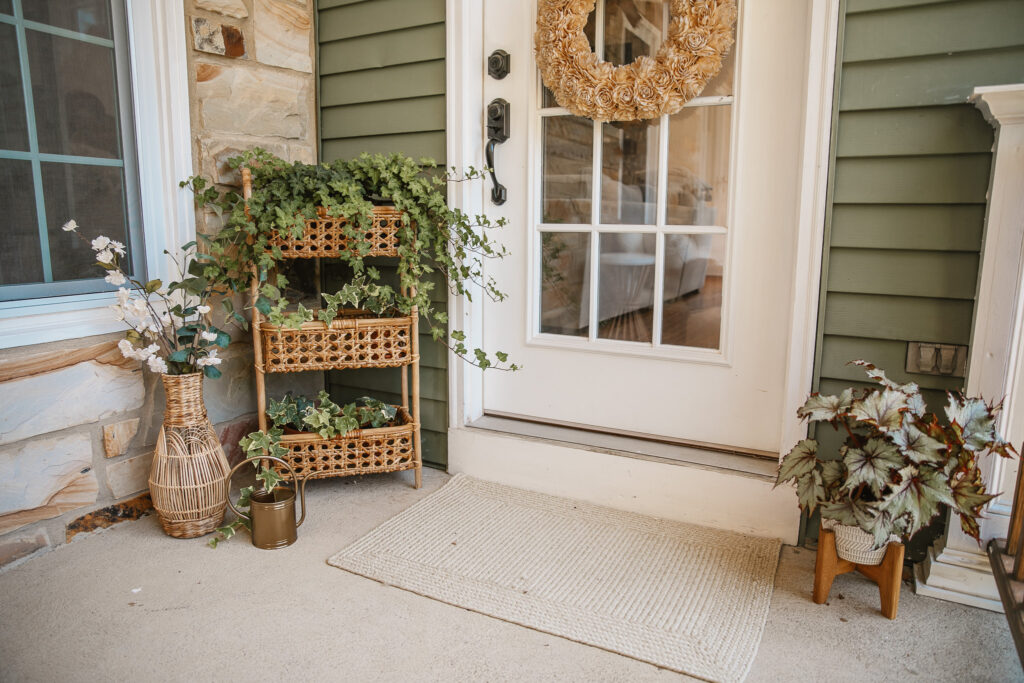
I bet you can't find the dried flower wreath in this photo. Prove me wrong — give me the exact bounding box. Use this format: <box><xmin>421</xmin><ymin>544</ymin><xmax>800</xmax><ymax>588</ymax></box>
<box><xmin>535</xmin><ymin>0</ymin><xmax>737</xmax><ymax>122</ymax></box>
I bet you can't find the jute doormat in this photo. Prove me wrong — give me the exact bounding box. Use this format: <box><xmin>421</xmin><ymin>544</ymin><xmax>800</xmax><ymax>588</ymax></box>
<box><xmin>328</xmin><ymin>475</ymin><xmax>781</xmax><ymax>682</ymax></box>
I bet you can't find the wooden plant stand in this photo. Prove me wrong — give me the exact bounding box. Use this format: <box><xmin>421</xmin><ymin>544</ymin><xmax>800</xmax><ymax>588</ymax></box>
<box><xmin>813</xmin><ymin>526</ymin><xmax>905</xmax><ymax>619</ymax></box>
<box><xmin>242</xmin><ymin>168</ymin><xmax>422</xmax><ymax>488</ymax></box>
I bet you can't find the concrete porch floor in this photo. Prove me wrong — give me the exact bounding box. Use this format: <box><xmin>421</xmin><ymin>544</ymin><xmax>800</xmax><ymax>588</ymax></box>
<box><xmin>0</xmin><ymin>468</ymin><xmax>1019</xmax><ymax>682</ymax></box>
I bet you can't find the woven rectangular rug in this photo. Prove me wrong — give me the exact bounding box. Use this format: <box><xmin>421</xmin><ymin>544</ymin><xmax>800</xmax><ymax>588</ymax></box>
<box><xmin>328</xmin><ymin>475</ymin><xmax>781</xmax><ymax>682</ymax></box>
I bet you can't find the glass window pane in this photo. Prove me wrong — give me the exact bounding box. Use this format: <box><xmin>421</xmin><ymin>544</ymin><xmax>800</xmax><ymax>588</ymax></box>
<box><xmin>542</xmin><ymin>116</ymin><xmax>593</xmax><ymax>224</ymax></box>
<box><xmin>604</xmin><ymin>0</ymin><xmax>664</xmax><ymax>66</ymax></box>
<box><xmin>667</xmin><ymin>104</ymin><xmax>731</xmax><ymax>227</ymax></box>
<box><xmin>540</xmin><ymin>232</ymin><xmax>591</xmax><ymax>337</ymax></box>
<box><xmin>28</xmin><ymin>30</ymin><xmax>122</xmax><ymax>158</ymax></box>
<box><xmin>662</xmin><ymin>233</ymin><xmax>724</xmax><ymax>349</ymax></box>
<box><xmin>23</xmin><ymin>0</ymin><xmax>113</xmax><ymax>39</ymax></box>
<box><xmin>598</xmin><ymin>232</ymin><xmax>655</xmax><ymax>342</ymax></box>
<box><xmin>0</xmin><ymin>1</ymin><xmax>11</xmax><ymax>14</ymax></box>
<box><xmin>0</xmin><ymin>23</ymin><xmax>29</xmax><ymax>150</ymax></box>
<box><xmin>42</xmin><ymin>162</ymin><xmax>131</xmax><ymax>282</ymax></box>
<box><xmin>0</xmin><ymin>159</ymin><xmax>43</xmax><ymax>284</ymax></box>
<box><xmin>701</xmin><ymin>48</ymin><xmax>736</xmax><ymax>98</ymax></box>
<box><xmin>601</xmin><ymin>119</ymin><xmax>658</xmax><ymax>225</ymax></box>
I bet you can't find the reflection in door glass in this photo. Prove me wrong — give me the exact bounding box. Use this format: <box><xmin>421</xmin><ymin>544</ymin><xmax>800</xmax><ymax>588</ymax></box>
<box><xmin>667</xmin><ymin>105</ymin><xmax>731</xmax><ymax>227</ymax></box>
<box><xmin>603</xmin><ymin>0</ymin><xmax>665</xmax><ymax>66</ymax></box>
<box><xmin>598</xmin><ymin>232</ymin><xmax>656</xmax><ymax>342</ymax></box>
<box><xmin>542</xmin><ymin>116</ymin><xmax>594</xmax><ymax>224</ymax></box>
<box><xmin>662</xmin><ymin>233</ymin><xmax>725</xmax><ymax>349</ymax></box>
<box><xmin>601</xmin><ymin>119</ymin><xmax>659</xmax><ymax>225</ymax></box>
<box><xmin>540</xmin><ymin>232</ymin><xmax>591</xmax><ymax>337</ymax></box>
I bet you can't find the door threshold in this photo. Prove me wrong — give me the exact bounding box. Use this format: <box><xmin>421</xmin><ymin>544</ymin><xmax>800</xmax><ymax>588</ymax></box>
<box><xmin>467</xmin><ymin>414</ymin><xmax>779</xmax><ymax>481</ymax></box>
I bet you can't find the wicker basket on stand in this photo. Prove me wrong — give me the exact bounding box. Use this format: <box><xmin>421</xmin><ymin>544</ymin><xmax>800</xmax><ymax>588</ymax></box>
<box><xmin>148</xmin><ymin>372</ymin><xmax>231</xmax><ymax>538</ymax></box>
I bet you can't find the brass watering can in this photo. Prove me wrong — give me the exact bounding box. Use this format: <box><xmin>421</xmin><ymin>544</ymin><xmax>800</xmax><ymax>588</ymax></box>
<box><xmin>226</xmin><ymin>456</ymin><xmax>308</xmax><ymax>550</ymax></box>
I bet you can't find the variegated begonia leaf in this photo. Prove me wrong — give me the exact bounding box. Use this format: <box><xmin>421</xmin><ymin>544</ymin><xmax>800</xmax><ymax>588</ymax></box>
<box><xmin>905</xmin><ymin>392</ymin><xmax>927</xmax><ymax>418</ymax></box>
<box><xmin>820</xmin><ymin>497</ymin><xmax>877</xmax><ymax>531</ymax></box>
<box><xmin>891</xmin><ymin>424</ymin><xmax>946</xmax><ymax>464</ymax></box>
<box><xmin>797</xmin><ymin>470</ymin><xmax>826</xmax><ymax>514</ymax></box>
<box><xmin>851</xmin><ymin>359</ymin><xmax>920</xmax><ymax>396</ymax></box>
<box><xmin>850</xmin><ymin>389</ymin><xmax>908</xmax><ymax>432</ymax></box>
<box><xmin>884</xmin><ymin>465</ymin><xmax>956</xmax><ymax>538</ymax></box>
<box><xmin>843</xmin><ymin>437</ymin><xmax>904</xmax><ymax>496</ymax></box>
<box><xmin>776</xmin><ymin>439</ymin><xmax>818</xmax><ymax>486</ymax></box>
<box><xmin>945</xmin><ymin>395</ymin><xmax>997</xmax><ymax>452</ymax></box>
<box><xmin>820</xmin><ymin>460</ymin><xmax>844</xmax><ymax>489</ymax></box>
<box><xmin>950</xmin><ymin>474</ymin><xmax>996</xmax><ymax>518</ymax></box>
<box><xmin>797</xmin><ymin>389</ymin><xmax>854</xmax><ymax>423</ymax></box>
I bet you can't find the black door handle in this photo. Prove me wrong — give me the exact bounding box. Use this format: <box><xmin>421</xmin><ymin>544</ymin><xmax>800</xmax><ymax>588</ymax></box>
<box><xmin>486</xmin><ymin>98</ymin><xmax>510</xmax><ymax>205</ymax></box>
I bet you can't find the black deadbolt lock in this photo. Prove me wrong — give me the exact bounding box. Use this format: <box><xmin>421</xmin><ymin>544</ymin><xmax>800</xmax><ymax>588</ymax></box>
<box><xmin>488</xmin><ymin>49</ymin><xmax>510</xmax><ymax>80</ymax></box>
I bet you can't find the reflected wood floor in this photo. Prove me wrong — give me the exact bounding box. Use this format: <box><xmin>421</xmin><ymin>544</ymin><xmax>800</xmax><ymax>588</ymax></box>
<box><xmin>599</xmin><ymin>275</ymin><xmax>722</xmax><ymax>348</ymax></box>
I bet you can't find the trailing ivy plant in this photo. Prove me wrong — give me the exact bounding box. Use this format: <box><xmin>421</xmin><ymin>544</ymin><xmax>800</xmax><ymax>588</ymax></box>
<box><xmin>776</xmin><ymin>360</ymin><xmax>1016</xmax><ymax>549</ymax></box>
<box><xmin>182</xmin><ymin>149</ymin><xmax>518</xmax><ymax>371</ymax></box>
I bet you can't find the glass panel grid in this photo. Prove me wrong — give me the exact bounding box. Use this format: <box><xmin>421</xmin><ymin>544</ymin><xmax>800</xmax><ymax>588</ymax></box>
<box><xmin>535</xmin><ymin>0</ymin><xmax>736</xmax><ymax>353</ymax></box>
<box><xmin>0</xmin><ymin>0</ymin><xmax>139</xmax><ymax>300</ymax></box>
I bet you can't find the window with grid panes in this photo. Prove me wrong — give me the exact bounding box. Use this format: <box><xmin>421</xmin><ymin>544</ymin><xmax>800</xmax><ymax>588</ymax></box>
<box><xmin>537</xmin><ymin>0</ymin><xmax>735</xmax><ymax>351</ymax></box>
<box><xmin>0</xmin><ymin>0</ymin><xmax>143</xmax><ymax>301</ymax></box>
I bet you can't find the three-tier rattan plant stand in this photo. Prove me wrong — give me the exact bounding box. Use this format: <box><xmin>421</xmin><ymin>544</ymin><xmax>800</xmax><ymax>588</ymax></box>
<box><xmin>243</xmin><ymin>168</ymin><xmax>422</xmax><ymax>489</ymax></box>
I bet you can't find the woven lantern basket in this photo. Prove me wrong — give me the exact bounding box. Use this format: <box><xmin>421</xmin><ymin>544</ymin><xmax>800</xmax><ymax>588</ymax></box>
<box><xmin>148</xmin><ymin>372</ymin><xmax>231</xmax><ymax>538</ymax></box>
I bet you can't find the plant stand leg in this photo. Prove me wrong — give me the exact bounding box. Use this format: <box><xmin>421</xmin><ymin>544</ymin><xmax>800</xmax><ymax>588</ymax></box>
<box><xmin>813</xmin><ymin>527</ymin><xmax>850</xmax><ymax>604</ymax></box>
<box><xmin>858</xmin><ymin>541</ymin><xmax>905</xmax><ymax>620</ymax></box>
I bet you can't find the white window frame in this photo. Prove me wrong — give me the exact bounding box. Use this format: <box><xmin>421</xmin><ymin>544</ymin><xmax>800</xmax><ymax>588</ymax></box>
<box><xmin>0</xmin><ymin>0</ymin><xmax>195</xmax><ymax>349</ymax></box>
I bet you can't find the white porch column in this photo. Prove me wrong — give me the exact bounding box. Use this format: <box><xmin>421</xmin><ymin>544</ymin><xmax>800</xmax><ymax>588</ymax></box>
<box><xmin>915</xmin><ymin>84</ymin><xmax>1024</xmax><ymax>612</ymax></box>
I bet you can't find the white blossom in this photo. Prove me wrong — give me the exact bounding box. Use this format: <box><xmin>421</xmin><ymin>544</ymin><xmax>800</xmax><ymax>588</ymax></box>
<box><xmin>91</xmin><ymin>236</ymin><xmax>110</xmax><ymax>251</ymax></box>
<box><xmin>104</xmin><ymin>271</ymin><xmax>127</xmax><ymax>286</ymax></box>
<box><xmin>196</xmin><ymin>305</ymin><xmax>211</xmax><ymax>315</ymax></box>
<box><xmin>95</xmin><ymin>250</ymin><xmax>114</xmax><ymax>264</ymax></box>
<box><xmin>117</xmin><ymin>339</ymin><xmax>136</xmax><ymax>358</ymax></box>
<box><xmin>116</xmin><ymin>288</ymin><xmax>131</xmax><ymax>305</ymax></box>
<box><xmin>62</xmin><ymin>219</ymin><xmax>78</xmax><ymax>232</ymax></box>
<box><xmin>197</xmin><ymin>348</ymin><xmax>222</xmax><ymax>367</ymax></box>
<box><xmin>109</xmin><ymin>240</ymin><xmax>126</xmax><ymax>256</ymax></box>
<box><xmin>200</xmin><ymin>330</ymin><xmax>218</xmax><ymax>343</ymax></box>
<box><xmin>147</xmin><ymin>355</ymin><xmax>168</xmax><ymax>374</ymax></box>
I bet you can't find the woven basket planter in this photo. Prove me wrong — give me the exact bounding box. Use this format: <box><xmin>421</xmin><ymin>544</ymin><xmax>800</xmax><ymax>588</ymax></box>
<box><xmin>148</xmin><ymin>373</ymin><xmax>231</xmax><ymax>538</ymax></box>
<box><xmin>271</xmin><ymin>407</ymin><xmax>416</xmax><ymax>481</ymax></box>
<box><xmin>268</xmin><ymin>206</ymin><xmax>404</xmax><ymax>259</ymax></box>
<box><xmin>260</xmin><ymin>309</ymin><xmax>415</xmax><ymax>373</ymax></box>
<box><xmin>822</xmin><ymin>518</ymin><xmax>898</xmax><ymax>566</ymax></box>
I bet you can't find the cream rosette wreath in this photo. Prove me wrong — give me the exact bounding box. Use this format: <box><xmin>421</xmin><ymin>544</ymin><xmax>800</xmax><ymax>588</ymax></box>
<box><xmin>535</xmin><ymin>0</ymin><xmax>737</xmax><ymax>122</ymax></box>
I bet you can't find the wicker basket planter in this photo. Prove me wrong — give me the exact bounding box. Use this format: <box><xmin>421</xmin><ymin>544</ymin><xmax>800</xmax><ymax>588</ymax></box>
<box><xmin>271</xmin><ymin>407</ymin><xmax>417</xmax><ymax>481</ymax></box>
<box><xmin>148</xmin><ymin>373</ymin><xmax>231</xmax><ymax>538</ymax></box>
<box><xmin>268</xmin><ymin>206</ymin><xmax>405</xmax><ymax>259</ymax></box>
<box><xmin>822</xmin><ymin>518</ymin><xmax>898</xmax><ymax>566</ymax></box>
<box><xmin>259</xmin><ymin>309</ymin><xmax>415</xmax><ymax>373</ymax></box>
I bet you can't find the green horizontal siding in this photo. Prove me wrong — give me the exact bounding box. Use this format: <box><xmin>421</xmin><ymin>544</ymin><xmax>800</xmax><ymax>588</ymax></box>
<box><xmin>316</xmin><ymin>0</ymin><xmax>449</xmax><ymax>468</ymax></box>
<box><xmin>826</xmin><ymin>249</ymin><xmax>979</xmax><ymax>299</ymax></box>
<box><xmin>830</xmin><ymin>204</ymin><xmax>986</xmax><ymax>251</ymax></box>
<box><xmin>832</xmin><ymin>155</ymin><xmax>991</xmax><ymax>204</ymax></box>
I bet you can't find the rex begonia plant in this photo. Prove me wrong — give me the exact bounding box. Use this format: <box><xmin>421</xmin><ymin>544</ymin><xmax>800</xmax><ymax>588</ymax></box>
<box><xmin>63</xmin><ymin>219</ymin><xmax>237</xmax><ymax>377</ymax></box>
<box><xmin>776</xmin><ymin>360</ymin><xmax>1016</xmax><ymax>549</ymax></box>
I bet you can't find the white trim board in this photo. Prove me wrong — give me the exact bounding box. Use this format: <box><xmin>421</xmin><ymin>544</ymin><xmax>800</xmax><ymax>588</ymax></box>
<box><xmin>0</xmin><ymin>1</ymin><xmax>195</xmax><ymax>350</ymax></box>
<box><xmin>445</xmin><ymin>1</ymin><xmax>838</xmax><ymax>540</ymax></box>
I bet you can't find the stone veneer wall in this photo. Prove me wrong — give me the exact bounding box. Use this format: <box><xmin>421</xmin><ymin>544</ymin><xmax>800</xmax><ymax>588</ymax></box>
<box><xmin>0</xmin><ymin>0</ymin><xmax>318</xmax><ymax>569</ymax></box>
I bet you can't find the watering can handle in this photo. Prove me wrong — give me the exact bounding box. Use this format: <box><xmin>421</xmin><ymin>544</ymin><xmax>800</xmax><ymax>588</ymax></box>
<box><xmin>225</xmin><ymin>456</ymin><xmax>308</xmax><ymax>527</ymax></box>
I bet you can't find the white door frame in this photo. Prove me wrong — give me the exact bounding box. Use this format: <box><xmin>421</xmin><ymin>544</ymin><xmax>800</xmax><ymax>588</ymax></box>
<box><xmin>444</xmin><ymin>0</ymin><xmax>840</xmax><ymax>543</ymax></box>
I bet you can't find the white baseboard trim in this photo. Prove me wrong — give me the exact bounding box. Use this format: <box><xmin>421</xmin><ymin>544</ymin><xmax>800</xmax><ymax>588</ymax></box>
<box><xmin>914</xmin><ymin>547</ymin><xmax>1003</xmax><ymax>613</ymax></box>
<box><xmin>448</xmin><ymin>426</ymin><xmax>801</xmax><ymax>544</ymax></box>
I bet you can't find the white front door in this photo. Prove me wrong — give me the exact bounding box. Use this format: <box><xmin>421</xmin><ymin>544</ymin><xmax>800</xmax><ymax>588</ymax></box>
<box><xmin>477</xmin><ymin>0</ymin><xmax>817</xmax><ymax>454</ymax></box>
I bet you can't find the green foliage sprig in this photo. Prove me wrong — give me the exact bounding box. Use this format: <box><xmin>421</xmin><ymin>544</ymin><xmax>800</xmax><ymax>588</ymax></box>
<box><xmin>182</xmin><ymin>150</ymin><xmax>518</xmax><ymax>371</ymax></box>
<box><xmin>776</xmin><ymin>360</ymin><xmax>1016</xmax><ymax>549</ymax></box>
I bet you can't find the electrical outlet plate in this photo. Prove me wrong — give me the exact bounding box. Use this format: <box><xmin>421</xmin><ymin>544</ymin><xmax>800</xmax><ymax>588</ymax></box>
<box><xmin>906</xmin><ymin>342</ymin><xmax>968</xmax><ymax>377</ymax></box>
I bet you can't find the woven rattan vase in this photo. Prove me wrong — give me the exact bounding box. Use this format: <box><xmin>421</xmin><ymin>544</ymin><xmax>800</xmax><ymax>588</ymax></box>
<box><xmin>149</xmin><ymin>372</ymin><xmax>230</xmax><ymax>538</ymax></box>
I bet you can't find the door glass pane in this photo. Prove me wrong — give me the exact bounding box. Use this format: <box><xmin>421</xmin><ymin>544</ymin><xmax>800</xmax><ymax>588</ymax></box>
<box><xmin>701</xmin><ymin>48</ymin><xmax>736</xmax><ymax>98</ymax></box>
<box><xmin>27</xmin><ymin>30</ymin><xmax>122</xmax><ymax>158</ymax></box>
<box><xmin>540</xmin><ymin>232</ymin><xmax>591</xmax><ymax>337</ymax></box>
<box><xmin>604</xmin><ymin>0</ymin><xmax>664</xmax><ymax>66</ymax></box>
<box><xmin>666</xmin><ymin>104</ymin><xmax>731</xmax><ymax>227</ymax></box>
<box><xmin>0</xmin><ymin>1</ymin><xmax>12</xmax><ymax>15</ymax></box>
<box><xmin>42</xmin><ymin>162</ymin><xmax>131</xmax><ymax>281</ymax></box>
<box><xmin>662</xmin><ymin>233</ymin><xmax>725</xmax><ymax>349</ymax></box>
<box><xmin>23</xmin><ymin>0</ymin><xmax>113</xmax><ymax>39</ymax></box>
<box><xmin>598</xmin><ymin>232</ymin><xmax>655</xmax><ymax>342</ymax></box>
<box><xmin>601</xmin><ymin>119</ymin><xmax>658</xmax><ymax>225</ymax></box>
<box><xmin>0</xmin><ymin>23</ymin><xmax>29</xmax><ymax>150</ymax></box>
<box><xmin>0</xmin><ymin>159</ymin><xmax>43</xmax><ymax>285</ymax></box>
<box><xmin>542</xmin><ymin>116</ymin><xmax>593</xmax><ymax>224</ymax></box>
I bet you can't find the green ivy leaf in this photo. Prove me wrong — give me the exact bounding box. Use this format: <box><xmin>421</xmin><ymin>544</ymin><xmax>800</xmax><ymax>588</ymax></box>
<box><xmin>256</xmin><ymin>466</ymin><xmax>284</xmax><ymax>493</ymax></box>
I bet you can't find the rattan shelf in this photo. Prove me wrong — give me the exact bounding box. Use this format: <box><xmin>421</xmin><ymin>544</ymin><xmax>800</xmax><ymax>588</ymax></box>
<box><xmin>244</xmin><ymin>168</ymin><xmax>422</xmax><ymax>489</ymax></box>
